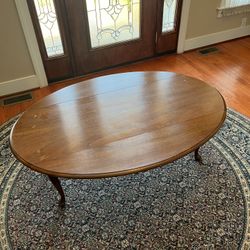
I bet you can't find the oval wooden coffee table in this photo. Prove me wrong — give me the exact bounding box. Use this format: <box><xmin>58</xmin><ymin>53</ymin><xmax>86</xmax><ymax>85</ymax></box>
<box><xmin>10</xmin><ymin>72</ymin><xmax>226</xmax><ymax>207</ymax></box>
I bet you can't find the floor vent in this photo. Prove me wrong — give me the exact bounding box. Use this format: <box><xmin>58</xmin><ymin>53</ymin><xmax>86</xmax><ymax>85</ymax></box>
<box><xmin>198</xmin><ymin>47</ymin><xmax>219</xmax><ymax>55</ymax></box>
<box><xmin>1</xmin><ymin>92</ymin><xmax>33</xmax><ymax>106</ymax></box>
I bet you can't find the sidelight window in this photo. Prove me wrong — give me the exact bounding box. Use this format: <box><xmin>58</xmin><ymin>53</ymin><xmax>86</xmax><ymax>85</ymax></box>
<box><xmin>33</xmin><ymin>0</ymin><xmax>64</xmax><ymax>57</ymax></box>
<box><xmin>162</xmin><ymin>0</ymin><xmax>178</xmax><ymax>33</ymax></box>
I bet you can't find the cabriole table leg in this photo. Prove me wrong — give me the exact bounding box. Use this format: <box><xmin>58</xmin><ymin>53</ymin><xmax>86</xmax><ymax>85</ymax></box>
<box><xmin>195</xmin><ymin>147</ymin><xmax>202</xmax><ymax>164</ymax></box>
<box><xmin>48</xmin><ymin>175</ymin><xmax>65</xmax><ymax>208</ymax></box>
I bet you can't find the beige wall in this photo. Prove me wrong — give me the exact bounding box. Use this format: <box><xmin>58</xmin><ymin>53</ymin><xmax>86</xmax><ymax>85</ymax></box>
<box><xmin>186</xmin><ymin>0</ymin><xmax>250</xmax><ymax>39</ymax></box>
<box><xmin>0</xmin><ymin>0</ymin><xmax>34</xmax><ymax>83</ymax></box>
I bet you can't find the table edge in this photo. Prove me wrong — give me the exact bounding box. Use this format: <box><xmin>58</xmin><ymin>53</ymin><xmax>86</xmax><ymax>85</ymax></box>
<box><xmin>9</xmin><ymin>92</ymin><xmax>227</xmax><ymax>179</ymax></box>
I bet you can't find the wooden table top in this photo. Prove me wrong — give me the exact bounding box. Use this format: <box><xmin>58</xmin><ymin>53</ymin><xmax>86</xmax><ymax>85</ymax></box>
<box><xmin>10</xmin><ymin>72</ymin><xmax>226</xmax><ymax>178</ymax></box>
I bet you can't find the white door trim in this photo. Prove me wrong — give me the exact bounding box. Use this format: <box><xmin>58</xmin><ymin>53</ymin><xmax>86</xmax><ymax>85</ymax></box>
<box><xmin>15</xmin><ymin>0</ymin><xmax>48</xmax><ymax>88</ymax></box>
<box><xmin>177</xmin><ymin>0</ymin><xmax>191</xmax><ymax>54</ymax></box>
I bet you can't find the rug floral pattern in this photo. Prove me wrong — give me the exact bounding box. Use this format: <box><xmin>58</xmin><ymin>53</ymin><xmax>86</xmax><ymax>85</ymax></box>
<box><xmin>0</xmin><ymin>109</ymin><xmax>249</xmax><ymax>249</ymax></box>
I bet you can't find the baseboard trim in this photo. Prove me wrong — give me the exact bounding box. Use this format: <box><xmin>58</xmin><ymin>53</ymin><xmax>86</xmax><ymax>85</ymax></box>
<box><xmin>0</xmin><ymin>75</ymin><xmax>39</xmax><ymax>97</ymax></box>
<box><xmin>184</xmin><ymin>25</ymin><xmax>250</xmax><ymax>51</ymax></box>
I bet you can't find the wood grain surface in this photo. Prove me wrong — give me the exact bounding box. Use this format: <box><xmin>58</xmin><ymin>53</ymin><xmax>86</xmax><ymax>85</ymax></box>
<box><xmin>10</xmin><ymin>72</ymin><xmax>226</xmax><ymax>178</ymax></box>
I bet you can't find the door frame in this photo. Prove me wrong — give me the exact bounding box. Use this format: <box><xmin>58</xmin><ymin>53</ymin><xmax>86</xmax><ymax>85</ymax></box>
<box><xmin>15</xmin><ymin>0</ymin><xmax>48</xmax><ymax>88</ymax></box>
<box><xmin>16</xmin><ymin>0</ymin><xmax>191</xmax><ymax>87</ymax></box>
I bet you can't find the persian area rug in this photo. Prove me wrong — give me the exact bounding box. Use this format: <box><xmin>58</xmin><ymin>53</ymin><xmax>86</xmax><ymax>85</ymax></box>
<box><xmin>0</xmin><ymin>109</ymin><xmax>249</xmax><ymax>249</ymax></box>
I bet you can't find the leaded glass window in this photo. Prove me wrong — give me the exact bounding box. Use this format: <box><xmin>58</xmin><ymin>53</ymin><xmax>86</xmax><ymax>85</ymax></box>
<box><xmin>86</xmin><ymin>0</ymin><xmax>141</xmax><ymax>48</ymax></box>
<box><xmin>33</xmin><ymin>0</ymin><xmax>64</xmax><ymax>57</ymax></box>
<box><xmin>162</xmin><ymin>0</ymin><xmax>177</xmax><ymax>33</ymax></box>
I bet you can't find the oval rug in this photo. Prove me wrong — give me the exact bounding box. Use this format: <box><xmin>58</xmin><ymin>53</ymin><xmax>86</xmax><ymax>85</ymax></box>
<box><xmin>0</xmin><ymin>109</ymin><xmax>249</xmax><ymax>249</ymax></box>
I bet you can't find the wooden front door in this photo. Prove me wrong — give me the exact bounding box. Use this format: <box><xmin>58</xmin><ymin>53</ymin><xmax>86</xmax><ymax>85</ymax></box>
<box><xmin>65</xmin><ymin>0</ymin><xmax>157</xmax><ymax>75</ymax></box>
<box><xmin>28</xmin><ymin>0</ymin><xmax>183</xmax><ymax>83</ymax></box>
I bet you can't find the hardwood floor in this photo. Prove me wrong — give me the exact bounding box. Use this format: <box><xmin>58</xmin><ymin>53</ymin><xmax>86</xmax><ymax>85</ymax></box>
<box><xmin>0</xmin><ymin>36</ymin><xmax>250</xmax><ymax>125</ymax></box>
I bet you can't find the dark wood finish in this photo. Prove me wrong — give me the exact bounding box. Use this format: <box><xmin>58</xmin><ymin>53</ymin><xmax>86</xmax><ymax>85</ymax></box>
<box><xmin>1</xmin><ymin>37</ymin><xmax>249</xmax><ymax>124</ymax></box>
<box><xmin>27</xmin><ymin>0</ymin><xmax>74</xmax><ymax>82</ymax></box>
<box><xmin>65</xmin><ymin>0</ymin><xmax>157</xmax><ymax>75</ymax></box>
<box><xmin>10</xmin><ymin>72</ymin><xmax>226</xmax><ymax>179</ymax></box>
<box><xmin>194</xmin><ymin>148</ymin><xmax>202</xmax><ymax>164</ymax></box>
<box><xmin>48</xmin><ymin>175</ymin><xmax>65</xmax><ymax>207</ymax></box>
<box><xmin>156</xmin><ymin>0</ymin><xmax>183</xmax><ymax>54</ymax></box>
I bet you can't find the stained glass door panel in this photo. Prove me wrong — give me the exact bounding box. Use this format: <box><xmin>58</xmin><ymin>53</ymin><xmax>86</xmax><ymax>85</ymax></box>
<box><xmin>33</xmin><ymin>0</ymin><xmax>64</xmax><ymax>57</ymax></box>
<box><xmin>86</xmin><ymin>0</ymin><xmax>141</xmax><ymax>48</ymax></box>
<box><xmin>162</xmin><ymin>0</ymin><xmax>178</xmax><ymax>33</ymax></box>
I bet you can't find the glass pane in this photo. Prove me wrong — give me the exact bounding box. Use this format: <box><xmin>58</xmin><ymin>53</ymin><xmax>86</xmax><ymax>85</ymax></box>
<box><xmin>33</xmin><ymin>0</ymin><xmax>64</xmax><ymax>57</ymax></box>
<box><xmin>86</xmin><ymin>0</ymin><xmax>141</xmax><ymax>48</ymax></box>
<box><xmin>162</xmin><ymin>0</ymin><xmax>177</xmax><ymax>33</ymax></box>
